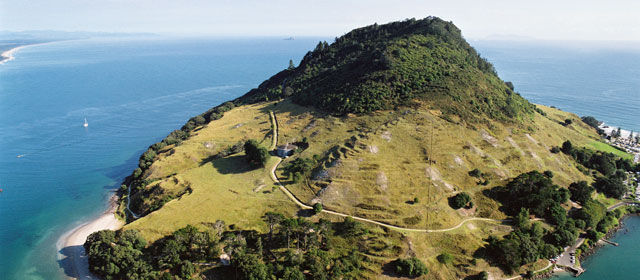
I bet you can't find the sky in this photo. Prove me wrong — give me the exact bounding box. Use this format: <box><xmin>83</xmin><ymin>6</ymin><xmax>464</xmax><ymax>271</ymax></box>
<box><xmin>1</xmin><ymin>0</ymin><xmax>639</xmax><ymax>41</ymax></box>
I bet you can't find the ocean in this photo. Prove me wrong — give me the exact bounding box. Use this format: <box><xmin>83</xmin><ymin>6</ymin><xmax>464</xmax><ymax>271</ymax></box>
<box><xmin>0</xmin><ymin>37</ymin><xmax>637</xmax><ymax>280</ymax></box>
<box><xmin>475</xmin><ymin>40</ymin><xmax>640</xmax><ymax>132</ymax></box>
<box><xmin>0</xmin><ymin>36</ymin><xmax>323</xmax><ymax>280</ymax></box>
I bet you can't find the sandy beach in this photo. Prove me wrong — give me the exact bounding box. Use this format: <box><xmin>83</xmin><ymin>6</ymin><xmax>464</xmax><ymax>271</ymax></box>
<box><xmin>0</xmin><ymin>41</ymin><xmax>61</xmax><ymax>64</ymax></box>
<box><xmin>1</xmin><ymin>45</ymin><xmax>30</xmax><ymax>64</ymax></box>
<box><xmin>600</xmin><ymin>124</ymin><xmax>639</xmax><ymax>138</ymax></box>
<box><xmin>57</xmin><ymin>195</ymin><xmax>124</xmax><ymax>280</ymax></box>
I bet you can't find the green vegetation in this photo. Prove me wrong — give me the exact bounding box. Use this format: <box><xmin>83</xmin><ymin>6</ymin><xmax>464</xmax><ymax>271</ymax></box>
<box><xmin>394</xmin><ymin>257</ymin><xmax>429</xmax><ymax>277</ymax></box>
<box><xmin>244</xmin><ymin>139</ymin><xmax>270</xmax><ymax>167</ymax></box>
<box><xmin>493</xmin><ymin>171</ymin><xmax>569</xmax><ymax>220</ymax></box>
<box><xmin>88</xmin><ymin>215</ymin><xmax>399</xmax><ymax>279</ymax></box>
<box><xmin>449</xmin><ymin>192</ymin><xmax>472</xmax><ymax>209</ymax></box>
<box><xmin>569</xmin><ymin>181</ymin><xmax>594</xmax><ymax>205</ymax></box>
<box><xmin>238</xmin><ymin>17</ymin><xmax>534</xmax><ymax>123</ymax></box>
<box><xmin>437</xmin><ymin>252</ymin><xmax>454</xmax><ymax>264</ymax></box>
<box><xmin>561</xmin><ymin>140</ymin><xmax>634</xmax><ymax>198</ymax></box>
<box><xmin>106</xmin><ymin>16</ymin><xmax>638</xmax><ymax>279</ymax></box>
<box><xmin>313</xmin><ymin>203</ymin><xmax>323</xmax><ymax>214</ymax></box>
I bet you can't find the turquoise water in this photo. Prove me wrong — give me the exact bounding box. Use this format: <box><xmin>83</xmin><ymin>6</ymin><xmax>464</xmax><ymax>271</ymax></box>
<box><xmin>475</xmin><ymin>41</ymin><xmax>640</xmax><ymax>132</ymax></box>
<box><xmin>0</xmin><ymin>38</ymin><xmax>638</xmax><ymax>280</ymax></box>
<box><xmin>0</xmin><ymin>37</ymin><xmax>322</xmax><ymax>280</ymax></box>
<box><xmin>551</xmin><ymin>216</ymin><xmax>640</xmax><ymax>279</ymax></box>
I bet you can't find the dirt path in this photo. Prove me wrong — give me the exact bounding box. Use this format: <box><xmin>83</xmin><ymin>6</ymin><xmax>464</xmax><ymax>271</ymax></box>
<box><xmin>266</xmin><ymin>111</ymin><xmax>555</xmax><ymax>279</ymax></box>
<box><xmin>267</xmin><ymin>111</ymin><xmax>506</xmax><ymax>233</ymax></box>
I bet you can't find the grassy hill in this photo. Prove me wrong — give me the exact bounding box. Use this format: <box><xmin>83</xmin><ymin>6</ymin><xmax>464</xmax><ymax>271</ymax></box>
<box><xmin>107</xmin><ymin>17</ymin><xmax>636</xmax><ymax>279</ymax></box>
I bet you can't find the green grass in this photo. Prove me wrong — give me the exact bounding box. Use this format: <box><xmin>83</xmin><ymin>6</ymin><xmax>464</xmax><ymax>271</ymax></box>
<box><xmin>122</xmin><ymin>100</ymin><xmax>611</xmax><ymax>278</ymax></box>
<box><xmin>587</xmin><ymin>140</ymin><xmax>634</xmax><ymax>160</ymax></box>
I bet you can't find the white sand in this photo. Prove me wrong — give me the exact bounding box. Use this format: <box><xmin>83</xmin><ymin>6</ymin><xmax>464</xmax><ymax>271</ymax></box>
<box><xmin>1</xmin><ymin>45</ymin><xmax>29</xmax><ymax>64</ymax></box>
<box><xmin>57</xmin><ymin>196</ymin><xmax>124</xmax><ymax>279</ymax></box>
<box><xmin>1</xmin><ymin>41</ymin><xmax>61</xmax><ymax>64</ymax></box>
<box><xmin>599</xmin><ymin>124</ymin><xmax>639</xmax><ymax>138</ymax></box>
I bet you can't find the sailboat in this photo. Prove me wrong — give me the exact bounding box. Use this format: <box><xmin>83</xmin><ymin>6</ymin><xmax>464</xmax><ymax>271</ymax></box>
<box><xmin>83</xmin><ymin>118</ymin><xmax>89</xmax><ymax>127</ymax></box>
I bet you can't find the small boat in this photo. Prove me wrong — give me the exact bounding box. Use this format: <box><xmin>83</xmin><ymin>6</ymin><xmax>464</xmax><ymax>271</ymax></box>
<box><xmin>16</xmin><ymin>154</ymin><xmax>24</xmax><ymax>158</ymax></box>
<box><xmin>0</xmin><ymin>188</ymin><xmax>3</xmax><ymax>193</ymax></box>
<box><xmin>83</xmin><ymin>118</ymin><xmax>88</xmax><ymax>127</ymax></box>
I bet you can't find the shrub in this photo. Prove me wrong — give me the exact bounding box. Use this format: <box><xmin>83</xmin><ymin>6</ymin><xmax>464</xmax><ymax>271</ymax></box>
<box><xmin>468</xmin><ymin>168</ymin><xmax>482</xmax><ymax>178</ymax></box>
<box><xmin>394</xmin><ymin>257</ymin><xmax>428</xmax><ymax>277</ymax></box>
<box><xmin>244</xmin><ymin>140</ymin><xmax>270</xmax><ymax>167</ymax></box>
<box><xmin>449</xmin><ymin>192</ymin><xmax>471</xmax><ymax>209</ymax></box>
<box><xmin>550</xmin><ymin>146</ymin><xmax>560</xmax><ymax>153</ymax></box>
<box><xmin>313</xmin><ymin>203</ymin><xmax>323</xmax><ymax>214</ymax></box>
<box><xmin>437</xmin><ymin>252</ymin><xmax>454</xmax><ymax>264</ymax></box>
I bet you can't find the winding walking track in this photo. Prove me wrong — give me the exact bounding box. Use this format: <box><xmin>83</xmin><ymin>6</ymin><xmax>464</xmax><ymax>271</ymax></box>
<box><xmin>268</xmin><ymin>110</ymin><xmax>551</xmax><ymax>278</ymax></box>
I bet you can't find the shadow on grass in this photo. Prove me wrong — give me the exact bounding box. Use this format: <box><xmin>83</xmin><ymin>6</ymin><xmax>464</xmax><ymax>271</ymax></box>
<box><xmin>212</xmin><ymin>154</ymin><xmax>256</xmax><ymax>174</ymax></box>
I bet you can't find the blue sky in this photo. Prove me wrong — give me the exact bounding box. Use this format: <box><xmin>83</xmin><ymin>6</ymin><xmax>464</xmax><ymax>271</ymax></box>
<box><xmin>1</xmin><ymin>0</ymin><xmax>639</xmax><ymax>41</ymax></box>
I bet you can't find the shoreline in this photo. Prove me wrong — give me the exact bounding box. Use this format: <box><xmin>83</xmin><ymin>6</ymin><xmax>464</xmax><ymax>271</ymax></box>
<box><xmin>599</xmin><ymin>123</ymin><xmax>639</xmax><ymax>139</ymax></box>
<box><xmin>0</xmin><ymin>41</ymin><xmax>61</xmax><ymax>64</ymax></box>
<box><xmin>56</xmin><ymin>194</ymin><xmax>124</xmax><ymax>280</ymax></box>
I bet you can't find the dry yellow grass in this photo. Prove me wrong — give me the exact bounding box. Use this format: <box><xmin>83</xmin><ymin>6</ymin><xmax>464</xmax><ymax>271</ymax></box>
<box><xmin>122</xmin><ymin>99</ymin><xmax>621</xmax><ymax>277</ymax></box>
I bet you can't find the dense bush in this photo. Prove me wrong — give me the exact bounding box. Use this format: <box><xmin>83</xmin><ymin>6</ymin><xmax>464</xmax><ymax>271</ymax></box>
<box><xmin>238</xmin><ymin>17</ymin><xmax>534</xmax><ymax>122</ymax></box>
<box><xmin>244</xmin><ymin>140</ymin><xmax>270</xmax><ymax>167</ymax></box>
<box><xmin>494</xmin><ymin>171</ymin><xmax>568</xmax><ymax>219</ymax></box>
<box><xmin>394</xmin><ymin>257</ymin><xmax>429</xmax><ymax>277</ymax></box>
<box><xmin>449</xmin><ymin>192</ymin><xmax>472</xmax><ymax>209</ymax></box>
<box><xmin>86</xmin><ymin>215</ymin><xmax>380</xmax><ymax>280</ymax></box>
<box><xmin>569</xmin><ymin>181</ymin><xmax>594</xmax><ymax>205</ymax></box>
<box><xmin>437</xmin><ymin>252</ymin><xmax>454</xmax><ymax>264</ymax></box>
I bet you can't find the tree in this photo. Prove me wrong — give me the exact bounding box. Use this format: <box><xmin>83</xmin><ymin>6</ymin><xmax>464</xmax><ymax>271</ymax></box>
<box><xmin>564</xmin><ymin>119</ymin><xmax>573</xmax><ymax>125</ymax></box>
<box><xmin>569</xmin><ymin>181</ymin><xmax>594</xmax><ymax>205</ymax></box>
<box><xmin>449</xmin><ymin>192</ymin><xmax>471</xmax><ymax>209</ymax></box>
<box><xmin>179</xmin><ymin>260</ymin><xmax>195</xmax><ymax>279</ymax></box>
<box><xmin>394</xmin><ymin>257</ymin><xmax>429</xmax><ymax>277</ymax></box>
<box><xmin>514</xmin><ymin>208</ymin><xmax>530</xmax><ymax>229</ymax></box>
<box><xmin>235</xmin><ymin>253</ymin><xmax>269</xmax><ymax>280</ymax></box>
<box><xmin>262</xmin><ymin>212</ymin><xmax>284</xmax><ymax>243</ymax></box>
<box><xmin>593</xmin><ymin>176</ymin><xmax>625</xmax><ymax>199</ymax></box>
<box><xmin>313</xmin><ymin>203</ymin><xmax>323</xmax><ymax>214</ymax></box>
<box><xmin>561</xmin><ymin>140</ymin><xmax>574</xmax><ymax>155</ymax></box>
<box><xmin>244</xmin><ymin>140</ymin><xmax>270</xmax><ymax>167</ymax></box>
<box><xmin>548</xmin><ymin>204</ymin><xmax>567</xmax><ymax>226</ymax></box>
<box><xmin>581</xmin><ymin>116</ymin><xmax>600</xmax><ymax>129</ymax></box>
<box><xmin>282</xmin><ymin>266</ymin><xmax>305</xmax><ymax>280</ymax></box>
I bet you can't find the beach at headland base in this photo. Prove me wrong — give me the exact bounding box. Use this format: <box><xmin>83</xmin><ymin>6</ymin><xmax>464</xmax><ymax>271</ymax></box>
<box><xmin>56</xmin><ymin>194</ymin><xmax>124</xmax><ymax>280</ymax></box>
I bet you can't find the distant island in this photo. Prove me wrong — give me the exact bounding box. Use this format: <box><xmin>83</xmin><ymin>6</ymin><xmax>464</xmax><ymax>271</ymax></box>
<box><xmin>69</xmin><ymin>17</ymin><xmax>639</xmax><ymax>280</ymax></box>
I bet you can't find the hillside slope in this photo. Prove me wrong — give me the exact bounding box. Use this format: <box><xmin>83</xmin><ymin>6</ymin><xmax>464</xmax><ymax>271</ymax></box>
<box><xmin>112</xmin><ymin>17</ymin><xmax>629</xmax><ymax>279</ymax></box>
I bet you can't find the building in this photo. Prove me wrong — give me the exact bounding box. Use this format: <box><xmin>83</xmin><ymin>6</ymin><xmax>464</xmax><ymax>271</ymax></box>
<box><xmin>277</xmin><ymin>143</ymin><xmax>298</xmax><ymax>158</ymax></box>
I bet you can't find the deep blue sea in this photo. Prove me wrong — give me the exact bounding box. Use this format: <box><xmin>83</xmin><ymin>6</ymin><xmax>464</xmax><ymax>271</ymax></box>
<box><xmin>0</xmin><ymin>38</ymin><xmax>638</xmax><ymax>280</ymax></box>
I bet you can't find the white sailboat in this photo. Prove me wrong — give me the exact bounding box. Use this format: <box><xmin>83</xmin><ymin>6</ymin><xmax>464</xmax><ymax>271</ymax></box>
<box><xmin>83</xmin><ymin>118</ymin><xmax>89</xmax><ymax>127</ymax></box>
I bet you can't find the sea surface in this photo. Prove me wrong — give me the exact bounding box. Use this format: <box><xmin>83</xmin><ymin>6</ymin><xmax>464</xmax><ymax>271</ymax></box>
<box><xmin>0</xmin><ymin>37</ymin><xmax>638</xmax><ymax>280</ymax></box>
<box><xmin>550</xmin><ymin>216</ymin><xmax>640</xmax><ymax>279</ymax></box>
<box><xmin>475</xmin><ymin>40</ymin><xmax>640</xmax><ymax>132</ymax></box>
<box><xmin>0</xmin><ymin>36</ymin><xmax>323</xmax><ymax>280</ymax></box>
